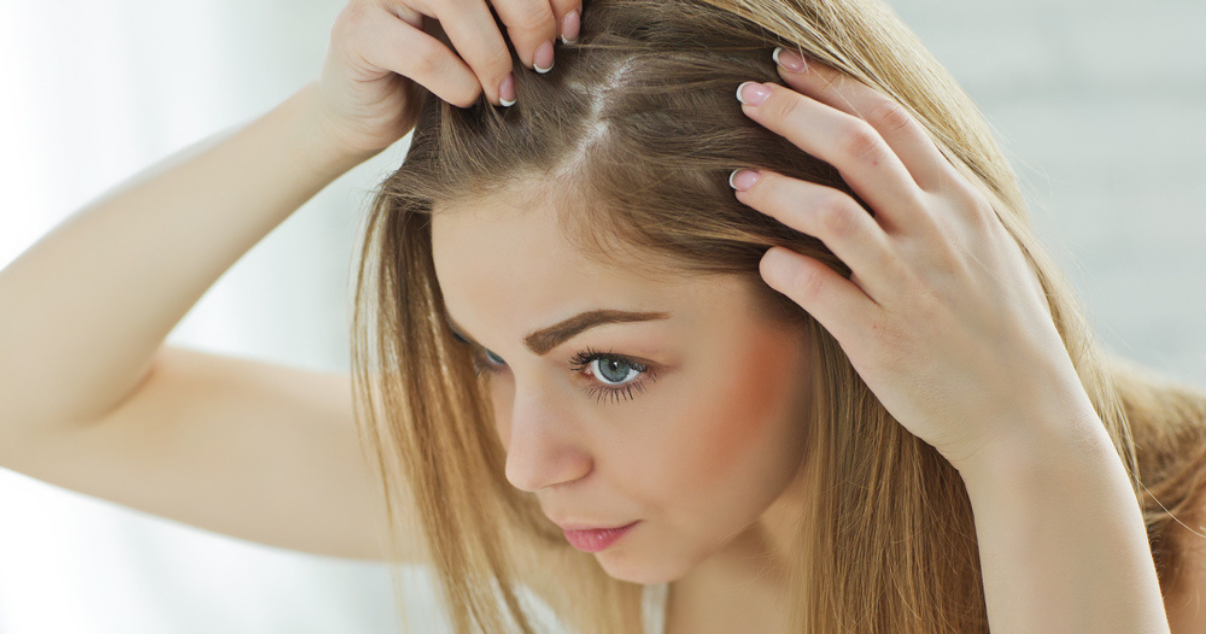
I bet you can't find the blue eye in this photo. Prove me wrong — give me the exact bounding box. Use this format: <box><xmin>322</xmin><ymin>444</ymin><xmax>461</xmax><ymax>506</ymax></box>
<box><xmin>450</xmin><ymin>330</ymin><xmax>656</xmax><ymax>404</ymax></box>
<box><xmin>590</xmin><ymin>357</ymin><xmax>641</xmax><ymax>386</ymax></box>
<box><xmin>569</xmin><ymin>348</ymin><xmax>657</xmax><ymax>404</ymax></box>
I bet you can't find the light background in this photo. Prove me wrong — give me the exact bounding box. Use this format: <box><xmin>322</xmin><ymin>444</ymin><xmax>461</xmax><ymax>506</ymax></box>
<box><xmin>0</xmin><ymin>0</ymin><xmax>1203</xmax><ymax>632</ymax></box>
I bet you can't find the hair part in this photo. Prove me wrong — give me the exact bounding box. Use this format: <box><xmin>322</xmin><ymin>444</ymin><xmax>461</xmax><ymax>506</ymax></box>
<box><xmin>351</xmin><ymin>1</ymin><xmax>1206</xmax><ymax>632</ymax></box>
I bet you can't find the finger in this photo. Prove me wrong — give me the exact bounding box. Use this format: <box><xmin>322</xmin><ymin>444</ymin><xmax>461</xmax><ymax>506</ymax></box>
<box><xmin>554</xmin><ymin>0</ymin><xmax>582</xmax><ymax>44</ymax></box>
<box><xmin>760</xmin><ymin>246</ymin><xmax>879</xmax><ymax>348</ymax></box>
<box><xmin>355</xmin><ymin>6</ymin><xmax>482</xmax><ymax>107</ymax></box>
<box><xmin>490</xmin><ymin>0</ymin><xmax>559</xmax><ymax>73</ymax></box>
<box><xmin>737</xmin><ymin>80</ymin><xmax>927</xmax><ymax>235</ymax></box>
<box><xmin>731</xmin><ymin>169</ymin><xmax>899</xmax><ymax>304</ymax></box>
<box><xmin>771</xmin><ymin>48</ymin><xmax>957</xmax><ymax>194</ymax></box>
<box><xmin>412</xmin><ymin>0</ymin><xmax>515</xmax><ymax>106</ymax></box>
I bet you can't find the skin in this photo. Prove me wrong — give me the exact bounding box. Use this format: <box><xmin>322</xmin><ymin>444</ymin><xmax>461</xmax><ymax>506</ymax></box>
<box><xmin>430</xmin><ymin>190</ymin><xmax>811</xmax><ymax>628</ymax></box>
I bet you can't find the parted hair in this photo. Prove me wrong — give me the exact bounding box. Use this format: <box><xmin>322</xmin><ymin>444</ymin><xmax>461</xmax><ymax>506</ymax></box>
<box><xmin>350</xmin><ymin>0</ymin><xmax>1206</xmax><ymax>631</ymax></box>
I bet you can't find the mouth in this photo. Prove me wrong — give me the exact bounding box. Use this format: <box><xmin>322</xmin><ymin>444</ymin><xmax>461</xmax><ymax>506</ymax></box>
<box><xmin>559</xmin><ymin>521</ymin><xmax>640</xmax><ymax>553</ymax></box>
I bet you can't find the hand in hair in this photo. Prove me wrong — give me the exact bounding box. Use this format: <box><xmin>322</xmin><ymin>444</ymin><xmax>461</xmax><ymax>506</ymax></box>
<box><xmin>313</xmin><ymin>0</ymin><xmax>581</xmax><ymax>154</ymax></box>
<box><xmin>730</xmin><ymin>50</ymin><xmax>1102</xmax><ymax>475</ymax></box>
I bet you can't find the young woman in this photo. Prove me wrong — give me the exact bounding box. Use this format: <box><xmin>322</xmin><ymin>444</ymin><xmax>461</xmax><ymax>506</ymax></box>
<box><xmin>1</xmin><ymin>0</ymin><xmax>1203</xmax><ymax>632</ymax></box>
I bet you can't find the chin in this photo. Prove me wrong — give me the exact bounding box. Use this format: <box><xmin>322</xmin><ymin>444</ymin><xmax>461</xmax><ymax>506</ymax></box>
<box><xmin>594</xmin><ymin>547</ymin><xmax>693</xmax><ymax>585</ymax></box>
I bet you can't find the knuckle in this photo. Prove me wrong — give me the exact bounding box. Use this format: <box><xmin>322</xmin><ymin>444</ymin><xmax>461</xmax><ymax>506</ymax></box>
<box><xmin>791</xmin><ymin>265</ymin><xmax>826</xmax><ymax>304</ymax></box>
<box><xmin>966</xmin><ymin>196</ymin><xmax>999</xmax><ymax>232</ymax></box>
<box><xmin>766</xmin><ymin>89</ymin><xmax>803</xmax><ymax>123</ymax></box>
<box><xmin>910</xmin><ymin>203</ymin><xmax>946</xmax><ymax>239</ymax></box>
<box><xmin>929</xmin><ymin>236</ymin><xmax>966</xmax><ymax>282</ymax></box>
<box><xmin>914</xmin><ymin>290</ymin><xmax>947</xmax><ymax>326</ymax></box>
<box><xmin>947</xmin><ymin>176</ymin><xmax>984</xmax><ymax>205</ymax></box>
<box><xmin>942</xmin><ymin>180</ymin><xmax>999</xmax><ymax>234</ymax></box>
<box><xmin>482</xmin><ymin>44</ymin><xmax>515</xmax><ymax>75</ymax></box>
<box><xmin>867</xmin><ymin>99</ymin><xmax>913</xmax><ymax>138</ymax></box>
<box><xmin>963</xmin><ymin>187</ymin><xmax>998</xmax><ymax>223</ymax></box>
<box><xmin>815</xmin><ymin>192</ymin><xmax>858</xmax><ymax>238</ymax></box>
<box><xmin>835</xmin><ymin>122</ymin><xmax>885</xmax><ymax>164</ymax></box>
<box><xmin>510</xmin><ymin>2</ymin><xmax>557</xmax><ymax>33</ymax></box>
<box><xmin>408</xmin><ymin>39</ymin><xmax>445</xmax><ymax>77</ymax></box>
<box><xmin>332</xmin><ymin>2</ymin><xmax>369</xmax><ymax>42</ymax></box>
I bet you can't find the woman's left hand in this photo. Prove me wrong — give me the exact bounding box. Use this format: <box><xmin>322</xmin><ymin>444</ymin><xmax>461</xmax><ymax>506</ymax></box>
<box><xmin>730</xmin><ymin>49</ymin><xmax>1101</xmax><ymax>472</ymax></box>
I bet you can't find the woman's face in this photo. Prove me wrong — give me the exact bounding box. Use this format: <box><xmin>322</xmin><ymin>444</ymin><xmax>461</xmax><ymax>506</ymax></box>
<box><xmin>431</xmin><ymin>191</ymin><xmax>813</xmax><ymax>584</ymax></box>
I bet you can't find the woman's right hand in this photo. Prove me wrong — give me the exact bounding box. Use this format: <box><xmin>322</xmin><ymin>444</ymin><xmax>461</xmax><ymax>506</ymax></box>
<box><xmin>314</xmin><ymin>0</ymin><xmax>582</xmax><ymax>156</ymax></box>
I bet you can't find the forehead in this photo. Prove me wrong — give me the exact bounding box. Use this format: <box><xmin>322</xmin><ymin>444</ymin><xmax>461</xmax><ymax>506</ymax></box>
<box><xmin>429</xmin><ymin>191</ymin><xmax>752</xmax><ymax>341</ymax></box>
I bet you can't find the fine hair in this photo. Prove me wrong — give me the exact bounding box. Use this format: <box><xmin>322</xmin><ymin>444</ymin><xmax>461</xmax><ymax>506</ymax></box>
<box><xmin>350</xmin><ymin>0</ymin><xmax>1206</xmax><ymax>632</ymax></box>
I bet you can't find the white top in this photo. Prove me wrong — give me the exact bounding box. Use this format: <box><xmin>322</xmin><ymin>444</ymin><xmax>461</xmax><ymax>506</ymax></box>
<box><xmin>642</xmin><ymin>582</ymin><xmax>670</xmax><ymax>634</ymax></box>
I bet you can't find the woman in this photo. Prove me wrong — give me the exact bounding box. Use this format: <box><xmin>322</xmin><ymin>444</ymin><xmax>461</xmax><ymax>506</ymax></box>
<box><xmin>0</xmin><ymin>0</ymin><xmax>1202</xmax><ymax>632</ymax></box>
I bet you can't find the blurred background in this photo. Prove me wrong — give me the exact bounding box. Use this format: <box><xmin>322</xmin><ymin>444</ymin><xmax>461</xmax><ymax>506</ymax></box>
<box><xmin>0</xmin><ymin>0</ymin><xmax>1203</xmax><ymax>632</ymax></box>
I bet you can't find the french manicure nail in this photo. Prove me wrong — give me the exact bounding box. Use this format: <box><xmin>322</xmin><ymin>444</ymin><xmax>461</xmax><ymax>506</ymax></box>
<box><xmin>561</xmin><ymin>10</ymin><xmax>581</xmax><ymax>45</ymax></box>
<box><xmin>772</xmin><ymin>46</ymin><xmax>808</xmax><ymax>73</ymax></box>
<box><xmin>729</xmin><ymin>169</ymin><xmax>761</xmax><ymax>191</ymax></box>
<box><xmin>534</xmin><ymin>40</ymin><xmax>555</xmax><ymax>74</ymax></box>
<box><xmin>736</xmin><ymin>81</ymin><xmax>771</xmax><ymax>106</ymax></box>
<box><xmin>500</xmin><ymin>72</ymin><xmax>516</xmax><ymax>107</ymax></box>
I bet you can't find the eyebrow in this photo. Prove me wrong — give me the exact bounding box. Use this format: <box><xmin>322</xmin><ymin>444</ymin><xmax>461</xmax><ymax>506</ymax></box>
<box><xmin>445</xmin><ymin>309</ymin><xmax>672</xmax><ymax>356</ymax></box>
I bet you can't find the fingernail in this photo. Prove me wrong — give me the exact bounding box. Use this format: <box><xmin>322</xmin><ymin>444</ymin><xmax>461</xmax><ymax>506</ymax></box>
<box><xmin>772</xmin><ymin>47</ymin><xmax>807</xmax><ymax>73</ymax></box>
<box><xmin>534</xmin><ymin>40</ymin><xmax>555</xmax><ymax>74</ymax></box>
<box><xmin>736</xmin><ymin>81</ymin><xmax>771</xmax><ymax>106</ymax></box>
<box><xmin>499</xmin><ymin>72</ymin><xmax>516</xmax><ymax>107</ymax></box>
<box><xmin>561</xmin><ymin>10</ymin><xmax>580</xmax><ymax>45</ymax></box>
<box><xmin>729</xmin><ymin>169</ymin><xmax>761</xmax><ymax>191</ymax></box>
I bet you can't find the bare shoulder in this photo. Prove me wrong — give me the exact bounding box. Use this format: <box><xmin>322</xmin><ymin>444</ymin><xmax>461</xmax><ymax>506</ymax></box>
<box><xmin>1</xmin><ymin>345</ymin><xmax>420</xmax><ymax>562</ymax></box>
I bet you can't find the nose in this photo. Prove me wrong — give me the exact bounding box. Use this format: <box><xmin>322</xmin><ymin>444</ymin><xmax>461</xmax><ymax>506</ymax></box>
<box><xmin>501</xmin><ymin>386</ymin><xmax>592</xmax><ymax>492</ymax></box>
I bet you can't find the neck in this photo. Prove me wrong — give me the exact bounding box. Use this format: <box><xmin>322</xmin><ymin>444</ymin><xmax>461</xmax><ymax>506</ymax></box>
<box><xmin>665</xmin><ymin>471</ymin><xmax>808</xmax><ymax>634</ymax></box>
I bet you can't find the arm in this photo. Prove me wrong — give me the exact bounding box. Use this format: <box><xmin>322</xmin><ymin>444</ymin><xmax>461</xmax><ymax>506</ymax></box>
<box><xmin>960</xmin><ymin>417</ymin><xmax>1170</xmax><ymax>633</ymax></box>
<box><xmin>0</xmin><ymin>0</ymin><xmax>577</xmax><ymax>559</ymax></box>
<box><xmin>0</xmin><ymin>0</ymin><xmax>583</xmax><ymax>439</ymax></box>
<box><xmin>0</xmin><ymin>84</ymin><xmax>397</xmax><ymax>560</ymax></box>
<box><xmin>0</xmin><ymin>80</ymin><xmax>372</xmax><ymax>439</ymax></box>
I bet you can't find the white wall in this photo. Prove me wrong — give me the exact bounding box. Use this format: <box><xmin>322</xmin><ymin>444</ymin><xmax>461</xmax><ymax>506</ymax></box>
<box><xmin>1</xmin><ymin>0</ymin><xmax>1203</xmax><ymax>632</ymax></box>
<box><xmin>893</xmin><ymin>0</ymin><xmax>1206</xmax><ymax>387</ymax></box>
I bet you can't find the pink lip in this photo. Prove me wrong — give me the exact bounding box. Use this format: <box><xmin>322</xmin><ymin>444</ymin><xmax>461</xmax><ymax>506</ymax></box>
<box><xmin>561</xmin><ymin>521</ymin><xmax>640</xmax><ymax>553</ymax></box>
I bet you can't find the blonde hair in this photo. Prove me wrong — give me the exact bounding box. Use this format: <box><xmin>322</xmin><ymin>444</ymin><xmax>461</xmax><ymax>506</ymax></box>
<box><xmin>350</xmin><ymin>0</ymin><xmax>1206</xmax><ymax>631</ymax></box>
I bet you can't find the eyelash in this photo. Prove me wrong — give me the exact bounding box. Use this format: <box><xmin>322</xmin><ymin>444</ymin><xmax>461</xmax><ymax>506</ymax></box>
<box><xmin>453</xmin><ymin>333</ymin><xmax>657</xmax><ymax>404</ymax></box>
<box><xmin>570</xmin><ymin>347</ymin><xmax>659</xmax><ymax>404</ymax></box>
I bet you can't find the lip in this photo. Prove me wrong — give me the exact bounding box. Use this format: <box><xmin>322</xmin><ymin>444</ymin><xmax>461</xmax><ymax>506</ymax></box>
<box><xmin>560</xmin><ymin>520</ymin><xmax>640</xmax><ymax>553</ymax></box>
<box><xmin>554</xmin><ymin>519</ymin><xmax>635</xmax><ymax>531</ymax></box>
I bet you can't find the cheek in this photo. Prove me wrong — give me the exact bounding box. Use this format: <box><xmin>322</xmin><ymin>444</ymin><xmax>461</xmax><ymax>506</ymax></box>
<box><xmin>691</xmin><ymin>339</ymin><xmax>807</xmax><ymax>478</ymax></box>
<box><xmin>644</xmin><ymin>329</ymin><xmax>811</xmax><ymax>514</ymax></box>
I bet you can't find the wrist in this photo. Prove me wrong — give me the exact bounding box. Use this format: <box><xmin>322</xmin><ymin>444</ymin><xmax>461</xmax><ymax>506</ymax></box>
<box><xmin>290</xmin><ymin>81</ymin><xmax>384</xmax><ymax>177</ymax></box>
<box><xmin>953</xmin><ymin>405</ymin><xmax>1121</xmax><ymax>500</ymax></box>
<box><xmin>951</xmin><ymin>407</ymin><xmax>1169</xmax><ymax>633</ymax></box>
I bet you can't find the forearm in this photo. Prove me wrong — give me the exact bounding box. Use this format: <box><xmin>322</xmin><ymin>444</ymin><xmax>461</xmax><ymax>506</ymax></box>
<box><xmin>960</xmin><ymin>412</ymin><xmax>1169</xmax><ymax>633</ymax></box>
<box><xmin>0</xmin><ymin>80</ymin><xmax>377</xmax><ymax>433</ymax></box>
